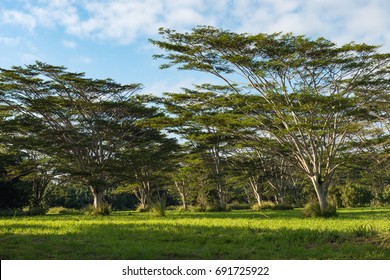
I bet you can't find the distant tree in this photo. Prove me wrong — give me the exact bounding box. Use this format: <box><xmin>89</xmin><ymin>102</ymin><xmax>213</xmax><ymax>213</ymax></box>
<box><xmin>5</xmin><ymin>151</ymin><xmax>56</xmax><ymax>208</ymax></box>
<box><xmin>0</xmin><ymin>149</ymin><xmax>31</xmax><ymax>209</ymax></box>
<box><xmin>158</xmin><ymin>84</ymin><xmax>236</xmax><ymax>209</ymax></box>
<box><xmin>0</xmin><ymin>105</ymin><xmax>31</xmax><ymax>209</ymax></box>
<box><xmin>0</xmin><ymin>61</ymin><xmax>163</xmax><ymax>209</ymax></box>
<box><xmin>340</xmin><ymin>183</ymin><xmax>373</xmax><ymax>207</ymax></box>
<box><xmin>151</xmin><ymin>26</ymin><xmax>390</xmax><ymax>215</ymax></box>
<box><xmin>169</xmin><ymin>150</ymin><xmax>210</xmax><ymax>209</ymax></box>
<box><xmin>121</xmin><ymin>135</ymin><xmax>178</xmax><ymax>210</ymax></box>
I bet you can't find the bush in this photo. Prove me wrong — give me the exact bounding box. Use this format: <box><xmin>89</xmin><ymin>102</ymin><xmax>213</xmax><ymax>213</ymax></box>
<box><xmin>303</xmin><ymin>201</ymin><xmax>321</xmax><ymax>217</ymax></box>
<box><xmin>328</xmin><ymin>185</ymin><xmax>343</xmax><ymax>208</ymax></box>
<box><xmin>382</xmin><ymin>185</ymin><xmax>390</xmax><ymax>204</ymax></box>
<box><xmin>83</xmin><ymin>203</ymin><xmax>112</xmax><ymax>216</ymax></box>
<box><xmin>340</xmin><ymin>183</ymin><xmax>373</xmax><ymax>207</ymax></box>
<box><xmin>272</xmin><ymin>203</ymin><xmax>294</xmax><ymax>210</ymax></box>
<box><xmin>0</xmin><ymin>180</ymin><xmax>31</xmax><ymax>209</ymax></box>
<box><xmin>252</xmin><ymin>201</ymin><xmax>274</xmax><ymax>210</ymax></box>
<box><xmin>150</xmin><ymin>194</ymin><xmax>167</xmax><ymax>217</ymax></box>
<box><xmin>187</xmin><ymin>205</ymin><xmax>206</xmax><ymax>212</ymax></box>
<box><xmin>136</xmin><ymin>204</ymin><xmax>150</xmax><ymax>212</ymax></box>
<box><xmin>303</xmin><ymin>200</ymin><xmax>337</xmax><ymax>218</ymax></box>
<box><xmin>0</xmin><ymin>207</ymin><xmax>48</xmax><ymax>216</ymax></box>
<box><xmin>227</xmin><ymin>203</ymin><xmax>251</xmax><ymax>210</ymax></box>
<box><xmin>252</xmin><ymin>201</ymin><xmax>294</xmax><ymax>211</ymax></box>
<box><xmin>164</xmin><ymin>205</ymin><xmax>191</xmax><ymax>211</ymax></box>
<box><xmin>25</xmin><ymin>207</ymin><xmax>47</xmax><ymax>216</ymax></box>
<box><xmin>47</xmin><ymin>207</ymin><xmax>82</xmax><ymax>215</ymax></box>
<box><xmin>205</xmin><ymin>205</ymin><xmax>230</xmax><ymax>212</ymax></box>
<box><xmin>165</xmin><ymin>205</ymin><xmax>180</xmax><ymax>211</ymax></box>
<box><xmin>0</xmin><ymin>208</ymin><xmax>25</xmax><ymax>217</ymax></box>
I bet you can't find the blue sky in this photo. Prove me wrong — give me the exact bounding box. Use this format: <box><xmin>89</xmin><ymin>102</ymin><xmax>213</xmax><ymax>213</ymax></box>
<box><xmin>1</xmin><ymin>0</ymin><xmax>389</xmax><ymax>94</ymax></box>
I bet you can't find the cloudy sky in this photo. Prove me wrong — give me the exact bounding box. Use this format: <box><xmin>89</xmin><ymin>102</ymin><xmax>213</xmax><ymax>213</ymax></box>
<box><xmin>1</xmin><ymin>0</ymin><xmax>389</xmax><ymax>93</ymax></box>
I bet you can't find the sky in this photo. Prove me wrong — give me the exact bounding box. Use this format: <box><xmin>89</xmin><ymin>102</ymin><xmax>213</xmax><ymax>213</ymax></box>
<box><xmin>0</xmin><ymin>0</ymin><xmax>389</xmax><ymax>94</ymax></box>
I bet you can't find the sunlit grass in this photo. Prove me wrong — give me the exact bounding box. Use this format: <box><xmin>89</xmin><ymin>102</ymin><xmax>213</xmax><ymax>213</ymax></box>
<box><xmin>0</xmin><ymin>208</ymin><xmax>389</xmax><ymax>259</ymax></box>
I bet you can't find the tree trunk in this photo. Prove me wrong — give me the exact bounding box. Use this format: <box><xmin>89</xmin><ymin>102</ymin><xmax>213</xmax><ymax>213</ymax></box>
<box><xmin>249</xmin><ymin>177</ymin><xmax>262</xmax><ymax>206</ymax></box>
<box><xmin>310</xmin><ymin>176</ymin><xmax>328</xmax><ymax>214</ymax></box>
<box><xmin>181</xmin><ymin>194</ymin><xmax>187</xmax><ymax>209</ymax></box>
<box><xmin>90</xmin><ymin>187</ymin><xmax>105</xmax><ymax>209</ymax></box>
<box><xmin>217</xmin><ymin>184</ymin><xmax>226</xmax><ymax>209</ymax></box>
<box><xmin>175</xmin><ymin>181</ymin><xmax>187</xmax><ymax>210</ymax></box>
<box><xmin>138</xmin><ymin>188</ymin><xmax>148</xmax><ymax>210</ymax></box>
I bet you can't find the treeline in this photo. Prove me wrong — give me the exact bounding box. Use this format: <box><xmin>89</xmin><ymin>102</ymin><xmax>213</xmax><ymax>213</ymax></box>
<box><xmin>1</xmin><ymin>27</ymin><xmax>389</xmax><ymax>216</ymax></box>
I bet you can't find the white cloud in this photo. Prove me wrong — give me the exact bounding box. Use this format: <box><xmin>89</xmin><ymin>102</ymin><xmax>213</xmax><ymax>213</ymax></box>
<box><xmin>0</xmin><ymin>36</ymin><xmax>21</xmax><ymax>46</ymax></box>
<box><xmin>71</xmin><ymin>55</ymin><xmax>93</xmax><ymax>64</ymax></box>
<box><xmin>62</xmin><ymin>40</ymin><xmax>77</xmax><ymax>48</ymax></box>
<box><xmin>1</xmin><ymin>0</ymin><xmax>389</xmax><ymax>49</ymax></box>
<box><xmin>21</xmin><ymin>53</ymin><xmax>41</xmax><ymax>64</ymax></box>
<box><xmin>144</xmin><ymin>76</ymin><xmax>205</xmax><ymax>97</ymax></box>
<box><xmin>2</xmin><ymin>10</ymin><xmax>36</xmax><ymax>31</ymax></box>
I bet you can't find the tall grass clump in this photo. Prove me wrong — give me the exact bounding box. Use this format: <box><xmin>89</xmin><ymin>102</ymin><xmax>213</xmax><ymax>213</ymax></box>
<box><xmin>252</xmin><ymin>201</ymin><xmax>294</xmax><ymax>211</ymax></box>
<box><xmin>47</xmin><ymin>207</ymin><xmax>82</xmax><ymax>215</ymax></box>
<box><xmin>25</xmin><ymin>206</ymin><xmax>48</xmax><ymax>216</ymax></box>
<box><xmin>150</xmin><ymin>193</ymin><xmax>167</xmax><ymax>217</ymax></box>
<box><xmin>303</xmin><ymin>200</ymin><xmax>337</xmax><ymax>218</ymax></box>
<box><xmin>83</xmin><ymin>203</ymin><xmax>112</xmax><ymax>216</ymax></box>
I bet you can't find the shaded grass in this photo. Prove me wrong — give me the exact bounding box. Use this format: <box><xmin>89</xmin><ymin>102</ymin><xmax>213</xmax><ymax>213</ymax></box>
<box><xmin>0</xmin><ymin>208</ymin><xmax>389</xmax><ymax>259</ymax></box>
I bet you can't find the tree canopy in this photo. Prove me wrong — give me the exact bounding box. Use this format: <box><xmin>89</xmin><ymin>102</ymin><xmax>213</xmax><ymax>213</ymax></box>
<box><xmin>151</xmin><ymin>26</ymin><xmax>390</xmax><ymax>213</ymax></box>
<box><xmin>0</xmin><ymin>27</ymin><xmax>388</xmax><ymax>215</ymax></box>
<box><xmin>0</xmin><ymin>62</ymin><xmax>175</xmax><ymax>208</ymax></box>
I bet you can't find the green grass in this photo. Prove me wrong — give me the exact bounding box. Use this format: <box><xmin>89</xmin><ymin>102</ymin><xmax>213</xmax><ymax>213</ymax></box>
<box><xmin>0</xmin><ymin>208</ymin><xmax>389</xmax><ymax>259</ymax></box>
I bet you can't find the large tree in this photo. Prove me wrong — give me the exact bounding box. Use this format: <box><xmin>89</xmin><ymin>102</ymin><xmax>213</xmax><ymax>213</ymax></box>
<box><xmin>151</xmin><ymin>26</ymin><xmax>390</xmax><ymax>214</ymax></box>
<box><xmin>0</xmin><ymin>61</ymin><xmax>163</xmax><ymax>209</ymax></box>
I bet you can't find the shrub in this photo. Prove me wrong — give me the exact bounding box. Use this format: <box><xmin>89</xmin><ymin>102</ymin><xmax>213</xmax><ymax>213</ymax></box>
<box><xmin>165</xmin><ymin>205</ymin><xmax>180</xmax><ymax>211</ymax></box>
<box><xmin>83</xmin><ymin>203</ymin><xmax>112</xmax><ymax>216</ymax></box>
<box><xmin>47</xmin><ymin>207</ymin><xmax>82</xmax><ymax>215</ymax></box>
<box><xmin>136</xmin><ymin>204</ymin><xmax>149</xmax><ymax>212</ymax></box>
<box><xmin>252</xmin><ymin>201</ymin><xmax>293</xmax><ymax>211</ymax></box>
<box><xmin>340</xmin><ymin>183</ymin><xmax>373</xmax><ymax>207</ymax></box>
<box><xmin>252</xmin><ymin>201</ymin><xmax>274</xmax><ymax>210</ymax></box>
<box><xmin>382</xmin><ymin>185</ymin><xmax>390</xmax><ymax>204</ymax></box>
<box><xmin>0</xmin><ymin>208</ymin><xmax>25</xmax><ymax>217</ymax></box>
<box><xmin>227</xmin><ymin>203</ymin><xmax>251</xmax><ymax>210</ymax></box>
<box><xmin>272</xmin><ymin>203</ymin><xmax>294</xmax><ymax>210</ymax></box>
<box><xmin>205</xmin><ymin>205</ymin><xmax>230</xmax><ymax>212</ymax></box>
<box><xmin>303</xmin><ymin>200</ymin><xmax>337</xmax><ymax>218</ymax></box>
<box><xmin>303</xmin><ymin>201</ymin><xmax>321</xmax><ymax>217</ymax></box>
<box><xmin>150</xmin><ymin>194</ymin><xmax>167</xmax><ymax>217</ymax></box>
<box><xmin>25</xmin><ymin>207</ymin><xmax>48</xmax><ymax>216</ymax></box>
<box><xmin>328</xmin><ymin>185</ymin><xmax>343</xmax><ymax>208</ymax></box>
<box><xmin>187</xmin><ymin>205</ymin><xmax>206</xmax><ymax>212</ymax></box>
<box><xmin>0</xmin><ymin>179</ymin><xmax>31</xmax><ymax>209</ymax></box>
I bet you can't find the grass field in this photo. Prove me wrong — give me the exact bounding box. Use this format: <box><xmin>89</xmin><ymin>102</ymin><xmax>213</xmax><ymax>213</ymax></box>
<box><xmin>0</xmin><ymin>208</ymin><xmax>389</xmax><ymax>260</ymax></box>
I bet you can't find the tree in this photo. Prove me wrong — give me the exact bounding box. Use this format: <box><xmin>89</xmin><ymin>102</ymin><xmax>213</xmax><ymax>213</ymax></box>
<box><xmin>5</xmin><ymin>151</ymin><xmax>56</xmax><ymax>208</ymax></box>
<box><xmin>0</xmin><ymin>148</ymin><xmax>31</xmax><ymax>209</ymax></box>
<box><xmin>159</xmin><ymin>84</ymin><xmax>235</xmax><ymax>209</ymax></box>
<box><xmin>151</xmin><ymin>26</ymin><xmax>390</xmax><ymax>214</ymax></box>
<box><xmin>169</xmin><ymin>149</ymin><xmax>209</xmax><ymax>209</ymax></box>
<box><xmin>121</xmin><ymin>135</ymin><xmax>178</xmax><ymax>210</ymax></box>
<box><xmin>0</xmin><ymin>104</ymin><xmax>32</xmax><ymax>209</ymax></box>
<box><xmin>0</xmin><ymin>61</ymin><xmax>162</xmax><ymax>209</ymax></box>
